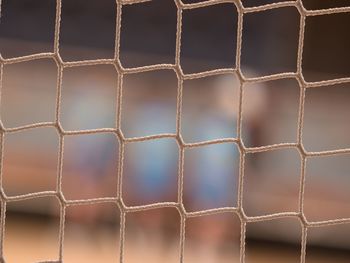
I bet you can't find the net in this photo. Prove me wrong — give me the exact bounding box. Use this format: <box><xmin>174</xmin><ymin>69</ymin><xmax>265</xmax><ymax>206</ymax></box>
<box><xmin>1</xmin><ymin>0</ymin><xmax>350</xmax><ymax>262</ymax></box>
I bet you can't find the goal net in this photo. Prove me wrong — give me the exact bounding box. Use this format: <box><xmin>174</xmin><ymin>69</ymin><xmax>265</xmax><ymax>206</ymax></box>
<box><xmin>1</xmin><ymin>0</ymin><xmax>350</xmax><ymax>262</ymax></box>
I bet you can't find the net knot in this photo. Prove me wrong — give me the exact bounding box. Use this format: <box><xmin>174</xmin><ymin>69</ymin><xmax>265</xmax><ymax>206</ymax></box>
<box><xmin>297</xmin><ymin>143</ymin><xmax>307</xmax><ymax>157</ymax></box>
<box><xmin>0</xmin><ymin>189</ymin><xmax>6</xmax><ymax>201</ymax></box>
<box><xmin>295</xmin><ymin>0</ymin><xmax>306</xmax><ymax>15</ymax></box>
<box><xmin>56</xmin><ymin>192</ymin><xmax>66</xmax><ymax>205</ymax></box>
<box><xmin>299</xmin><ymin>212</ymin><xmax>308</xmax><ymax>226</ymax></box>
<box><xmin>117</xmin><ymin>198</ymin><xmax>127</xmax><ymax>213</ymax></box>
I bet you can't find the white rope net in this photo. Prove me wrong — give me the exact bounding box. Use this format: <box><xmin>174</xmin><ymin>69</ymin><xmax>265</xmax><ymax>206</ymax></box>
<box><xmin>1</xmin><ymin>0</ymin><xmax>350</xmax><ymax>262</ymax></box>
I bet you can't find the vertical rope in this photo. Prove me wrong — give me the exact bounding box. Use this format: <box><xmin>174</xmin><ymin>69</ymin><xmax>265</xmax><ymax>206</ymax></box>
<box><xmin>174</xmin><ymin>4</ymin><xmax>187</xmax><ymax>262</ymax></box>
<box><xmin>0</xmin><ymin>0</ymin><xmax>5</xmax><ymax>257</ymax></box>
<box><xmin>296</xmin><ymin>5</ymin><xmax>308</xmax><ymax>262</ymax></box>
<box><xmin>0</xmin><ymin>201</ymin><xmax>6</xmax><ymax>262</ymax></box>
<box><xmin>0</xmin><ymin>131</ymin><xmax>5</xmax><ymax>261</ymax></box>
<box><xmin>119</xmin><ymin>211</ymin><xmax>126</xmax><ymax>263</ymax></box>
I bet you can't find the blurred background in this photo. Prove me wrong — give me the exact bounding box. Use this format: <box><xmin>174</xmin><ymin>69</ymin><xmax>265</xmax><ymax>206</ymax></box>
<box><xmin>1</xmin><ymin>0</ymin><xmax>350</xmax><ymax>262</ymax></box>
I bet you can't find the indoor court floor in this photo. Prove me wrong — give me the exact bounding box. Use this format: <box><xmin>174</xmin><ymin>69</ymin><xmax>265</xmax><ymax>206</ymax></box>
<box><xmin>3</xmin><ymin>214</ymin><xmax>350</xmax><ymax>263</ymax></box>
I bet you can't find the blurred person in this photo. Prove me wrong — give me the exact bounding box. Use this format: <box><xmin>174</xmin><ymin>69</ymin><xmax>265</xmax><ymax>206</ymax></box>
<box><xmin>184</xmin><ymin>73</ymin><xmax>267</xmax><ymax>261</ymax></box>
<box><xmin>122</xmin><ymin>93</ymin><xmax>179</xmax><ymax>248</ymax></box>
<box><xmin>62</xmin><ymin>87</ymin><xmax>117</xmax><ymax>225</ymax></box>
